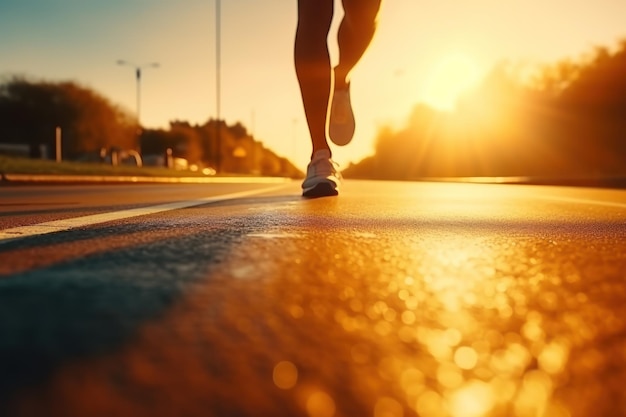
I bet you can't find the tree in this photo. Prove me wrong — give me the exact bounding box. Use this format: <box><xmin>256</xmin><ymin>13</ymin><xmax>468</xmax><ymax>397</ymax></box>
<box><xmin>344</xmin><ymin>38</ymin><xmax>626</xmax><ymax>179</ymax></box>
<box><xmin>0</xmin><ymin>76</ymin><xmax>136</xmax><ymax>158</ymax></box>
<box><xmin>0</xmin><ymin>75</ymin><xmax>303</xmax><ymax>176</ymax></box>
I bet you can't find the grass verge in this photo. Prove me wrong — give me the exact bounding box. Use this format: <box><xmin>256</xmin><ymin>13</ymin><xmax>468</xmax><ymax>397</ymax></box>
<box><xmin>0</xmin><ymin>155</ymin><xmax>220</xmax><ymax>178</ymax></box>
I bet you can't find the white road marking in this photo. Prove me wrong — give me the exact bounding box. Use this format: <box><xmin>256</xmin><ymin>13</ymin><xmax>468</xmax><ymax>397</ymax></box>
<box><xmin>2</xmin><ymin>173</ymin><xmax>291</xmax><ymax>184</ymax></box>
<box><xmin>0</xmin><ymin>185</ymin><xmax>291</xmax><ymax>243</ymax></box>
<box><xmin>539</xmin><ymin>195</ymin><xmax>626</xmax><ymax>210</ymax></box>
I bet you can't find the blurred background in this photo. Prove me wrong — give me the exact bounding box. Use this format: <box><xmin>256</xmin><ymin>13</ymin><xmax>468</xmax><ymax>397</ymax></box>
<box><xmin>1</xmin><ymin>0</ymin><xmax>625</xmax><ymax>178</ymax></box>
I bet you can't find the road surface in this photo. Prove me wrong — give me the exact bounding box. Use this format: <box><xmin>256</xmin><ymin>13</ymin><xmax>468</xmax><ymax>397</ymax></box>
<box><xmin>1</xmin><ymin>180</ymin><xmax>626</xmax><ymax>417</ymax></box>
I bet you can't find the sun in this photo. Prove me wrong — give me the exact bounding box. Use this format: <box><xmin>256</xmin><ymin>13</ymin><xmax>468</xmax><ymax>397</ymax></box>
<box><xmin>422</xmin><ymin>53</ymin><xmax>481</xmax><ymax>111</ymax></box>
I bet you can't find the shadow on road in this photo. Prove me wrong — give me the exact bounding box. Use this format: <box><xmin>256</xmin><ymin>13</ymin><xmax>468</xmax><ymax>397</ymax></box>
<box><xmin>0</xmin><ymin>209</ymin><xmax>276</xmax><ymax>410</ymax></box>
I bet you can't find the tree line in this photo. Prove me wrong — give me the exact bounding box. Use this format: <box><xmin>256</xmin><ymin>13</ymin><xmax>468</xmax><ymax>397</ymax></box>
<box><xmin>0</xmin><ymin>76</ymin><xmax>300</xmax><ymax>177</ymax></box>
<box><xmin>345</xmin><ymin>39</ymin><xmax>626</xmax><ymax>180</ymax></box>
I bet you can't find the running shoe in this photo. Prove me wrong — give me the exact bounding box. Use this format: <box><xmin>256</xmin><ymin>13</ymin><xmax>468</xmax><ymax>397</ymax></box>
<box><xmin>329</xmin><ymin>84</ymin><xmax>355</xmax><ymax>146</ymax></box>
<box><xmin>301</xmin><ymin>149</ymin><xmax>341</xmax><ymax>197</ymax></box>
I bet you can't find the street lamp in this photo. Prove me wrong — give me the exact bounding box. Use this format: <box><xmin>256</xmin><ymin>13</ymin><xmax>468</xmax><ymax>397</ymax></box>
<box><xmin>215</xmin><ymin>0</ymin><xmax>222</xmax><ymax>173</ymax></box>
<box><xmin>117</xmin><ymin>59</ymin><xmax>160</xmax><ymax>153</ymax></box>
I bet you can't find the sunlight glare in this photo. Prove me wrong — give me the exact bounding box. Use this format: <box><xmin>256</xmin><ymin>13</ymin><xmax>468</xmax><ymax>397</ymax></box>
<box><xmin>422</xmin><ymin>53</ymin><xmax>480</xmax><ymax>111</ymax></box>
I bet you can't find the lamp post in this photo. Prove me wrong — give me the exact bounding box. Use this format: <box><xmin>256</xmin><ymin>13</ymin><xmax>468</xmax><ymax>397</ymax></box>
<box><xmin>117</xmin><ymin>60</ymin><xmax>159</xmax><ymax>154</ymax></box>
<box><xmin>215</xmin><ymin>0</ymin><xmax>222</xmax><ymax>173</ymax></box>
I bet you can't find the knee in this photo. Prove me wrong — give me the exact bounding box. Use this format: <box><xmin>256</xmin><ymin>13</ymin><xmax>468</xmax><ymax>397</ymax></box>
<box><xmin>296</xmin><ymin>0</ymin><xmax>333</xmax><ymax>41</ymax></box>
<box><xmin>342</xmin><ymin>0</ymin><xmax>381</xmax><ymax>28</ymax></box>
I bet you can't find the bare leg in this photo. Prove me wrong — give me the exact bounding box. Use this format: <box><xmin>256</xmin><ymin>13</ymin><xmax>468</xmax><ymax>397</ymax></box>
<box><xmin>335</xmin><ymin>0</ymin><xmax>382</xmax><ymax>89</ymax></box>
<box><xmin>294</xmin><ymin>0</ymin><xmax>334</xmax><ymax>157</ymax></box>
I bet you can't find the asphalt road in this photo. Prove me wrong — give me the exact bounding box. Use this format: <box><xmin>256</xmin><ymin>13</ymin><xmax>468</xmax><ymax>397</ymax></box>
<box><xmin>1</xmin><ymin>180</ymin><xmax>626</xmax><ymax>417</ymax></box>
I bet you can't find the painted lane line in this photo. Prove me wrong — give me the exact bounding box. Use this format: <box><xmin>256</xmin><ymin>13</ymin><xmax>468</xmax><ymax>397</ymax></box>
<box><xmin>2</xmin><ymin>173</ymin><xmax>291</xmax><ymax>184</ymax></box>
<box><xmin>0</xmin><ymin>184</ymin><xmax>290</xmax><ymax>243</ymax></box>
<box><xmin>539</xmin><ymin>195</ymin><xmax>626</xmax><ymax>210</ymax></box>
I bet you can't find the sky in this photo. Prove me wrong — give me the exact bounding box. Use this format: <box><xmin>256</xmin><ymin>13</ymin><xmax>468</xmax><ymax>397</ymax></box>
<box><xmin>1</xmin><ymin>0</ymin><xmax>625</xmax><ymax>170</ymax></box>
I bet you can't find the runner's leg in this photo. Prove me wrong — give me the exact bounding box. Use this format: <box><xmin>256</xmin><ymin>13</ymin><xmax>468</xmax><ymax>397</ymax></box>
<box><xmin>335</xmin><ymin>0</ymin><xmax>382</xmax><ymax>89</ymax></box>
<box><xmin>294</xmin><ymin>0</ymin><xmax>334</xmax><ymax>156</ymax></box>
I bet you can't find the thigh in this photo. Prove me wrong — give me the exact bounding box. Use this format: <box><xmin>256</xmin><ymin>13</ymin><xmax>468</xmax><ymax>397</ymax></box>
<box><xmin>297</xmin><ymin>0</ymin><xmax>334</xmax><ymax>29</ymax></box>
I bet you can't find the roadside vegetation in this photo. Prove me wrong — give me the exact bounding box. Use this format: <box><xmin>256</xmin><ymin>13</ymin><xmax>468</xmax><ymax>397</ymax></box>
<box><xmin>0</xmin><ymin>155</ymin><xmax>218</xmax><ymax>178</ymax></box>
<box><xmin>0</xmin><ymin>78</ymin><xmax>301</xmax><ymax>178</ymax></box>
<box><xmin>345</xmin><ymin>39</ymin><xmax>626</xmax><ymax>179</ymax></box>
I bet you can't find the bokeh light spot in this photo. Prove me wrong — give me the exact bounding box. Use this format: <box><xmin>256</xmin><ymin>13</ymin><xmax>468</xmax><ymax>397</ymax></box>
<box><xmin>374</xmin><ymin>396</ymin><xmax>404</xmax><ymax>417</ymax></box>
<box><xmin>400</xmin><ymin>368</ymin><xmax>425</xmax><ymax>393</ymax></box>
<box><xmin>454</xmin><ymin>346</ymin><xmax>479</xmax><ymax>370</ymax></box>
<box><xmin>306</xmin><ymin>391</ymin><xmax>336</xmax><ymax>417</ymax></box>
<box><xmin>448</xmin><ymin>380</ymin><xmax>494</xmax><ymax>417</ymax></box>
<box><xmin>538</xmin><ymin>342</ymin><xmax>569</xmax><ymax>374</ymax></box>
<box><xmin>401</xmin><ymin>310</ymin><xmax>416</xmax><ymax>325</ymax></box>
<box><xmin>289</xmin><ymin>305</ymin><xmax>304</xmax><ymax>319</ymax></box>
<box><xmin>437</xmin><ymin>363</ymin><xmax>464</xmax><ymax>388</ymax></box>
<box><xmin>272</xmin><ymin>361</ymin><xmax>298</xmax><ymax>390</ymax></box>
<box><xmin>351</xmin><ymin>343</ymin><xmax>371</xmax><ymax>364</ymax></box>
<box><xmin>415</xmin><ymin>390</ymin><xmax>446</xmax><ymax>417</ymax></box>
<box><xmin>444</xmin><ymin>328</ymin><xmax>463</xmax><ymax>347</ymax></box>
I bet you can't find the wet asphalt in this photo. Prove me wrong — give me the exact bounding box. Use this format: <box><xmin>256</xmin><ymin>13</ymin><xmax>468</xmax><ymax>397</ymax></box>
<box><xmin>0</xmin><ymin>180</ymin><xmax>625</xmax><ymax>417</ymax></box>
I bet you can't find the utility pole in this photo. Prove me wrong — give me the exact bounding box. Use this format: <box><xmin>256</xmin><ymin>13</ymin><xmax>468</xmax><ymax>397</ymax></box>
<box><xmin>117</xmin><ymin>60</ymin><xmax>159</xmax><ymax>157</ymax></box>
<box><xmin>55</xmin><ymin>126</ymin><xmax>62</xmax><ymax>162</ymax></box>
<box><xmin>215</xmin><ymin>0</ymin><xmax>222</xmax><ymax>173</ymax></box>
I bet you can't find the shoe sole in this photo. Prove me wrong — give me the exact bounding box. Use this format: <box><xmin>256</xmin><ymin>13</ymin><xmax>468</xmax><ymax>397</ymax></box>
<box><xmin>302</xmin><ymin>182</ymin><xmax>339</xmax><ymax>198</ymax></box>
<box><xmin>329</xmin><ymin>123</ymin><xmax>355</xmax><ymax>146</ymax></box>
<box><xmin>329</xmin><ymin>89</ymin><xmax>355</xmax><ymax>146</ymax></box>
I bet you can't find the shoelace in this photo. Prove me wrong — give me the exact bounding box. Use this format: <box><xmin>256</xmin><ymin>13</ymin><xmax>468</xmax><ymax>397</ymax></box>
<box><xmin>310</xmin><ymin>157</ymin><xmax>340</xmax><ymax>177</ymax></box>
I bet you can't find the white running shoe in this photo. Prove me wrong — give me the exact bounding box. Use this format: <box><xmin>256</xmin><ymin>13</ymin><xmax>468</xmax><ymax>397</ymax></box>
<box><xmin>329</xmin><ymin>84</ymin><xmax>355</xmax><ymax>146</ymax></box>
<box><xmin>301</xmin><ymin>149</ymin><xmax>341</xmax><ymax>197</ymax></box>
